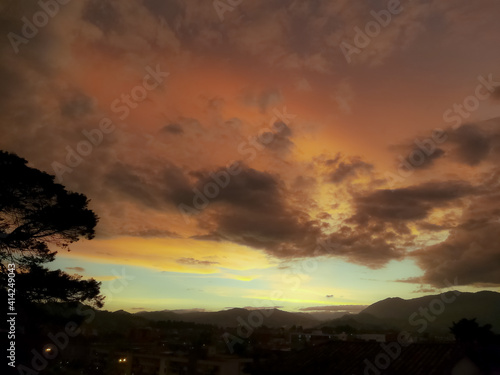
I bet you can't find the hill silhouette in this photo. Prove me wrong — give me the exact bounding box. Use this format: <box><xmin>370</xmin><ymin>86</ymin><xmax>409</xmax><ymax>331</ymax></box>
<box><xmin>35</xmin><ymin>291</ymin><xmax>500</xmax><ymax>335</ymax></box>
<box><xmin>136</xmin><ymin>307</ymin><xmax>318</xmax><ymax>328</ymax></box>
<box><xmin>321</xmin><ymin>291</ymin><xmax>500</xmax><ymax>334</ymax></box>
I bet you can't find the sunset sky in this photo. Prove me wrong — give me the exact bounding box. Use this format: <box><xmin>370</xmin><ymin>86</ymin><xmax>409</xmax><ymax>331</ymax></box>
<box><xmin>1</xmin><ymin>0</ymin><xmax>500</xmax><ymax>313</ymax></box>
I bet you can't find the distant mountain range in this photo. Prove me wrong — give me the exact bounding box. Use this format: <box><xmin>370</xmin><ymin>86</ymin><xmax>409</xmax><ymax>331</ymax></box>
<box><xmin>135</xmin><ymin>307</ymin><xmax>318</xmax><ymax>328</ymax></box>
<box><xmin>127</xmin><ymin>291</ymin><xmax>500</xmax><ymax>333</ymax></box>
<box><xmin>48</xmin><ymin>290</ymin><xmax>499</xmax><ymax>335</ymax></box>
<box><xmin>320</xmin><ymin>290</ymin><xmax>500</xmax><ymax>334</ymax></box>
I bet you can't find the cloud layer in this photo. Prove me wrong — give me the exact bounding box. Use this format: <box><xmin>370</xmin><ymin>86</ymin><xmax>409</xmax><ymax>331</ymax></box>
<box><xmin>1</xmin><ymin>0</ymin><xmax>500</xmax><ymax>291</ymax></box>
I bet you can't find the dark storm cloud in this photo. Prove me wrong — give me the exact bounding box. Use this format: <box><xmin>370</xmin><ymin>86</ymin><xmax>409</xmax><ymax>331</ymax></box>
<box><xmin>324</xmin><ymin>154</ymin><xmax>341</xmax><ymax>166</ymax></box>
<box><xmin>191</xmin><ymin>165</ymin><xmax>323</xmax><ymax>257</ymax></box>
<box><xmin>104</xmin><ymin>163</ymin><xmax>160</xmax><ymax>208</ymax></box>
<box><xmin>449</xmin><ymin>124</ymin><xmax>492</xmax><ymax>166</ymax></box>
<box><xmin>189</xmin><ymin>163</ymin><xmax>409</xmax><ymax>266</ymax></box>
<box><xmin>60</xmin><ymin>92</ymin><xmax>95</xmax><ymax>119</ymax></box>
<box><xmin>211</xmin><ymin>208</ymin><xmax>322</xmax><ymax>257</ymax></box>
<box><xmin>258</xmin><ymin>121</ymin><xmax>294</xmax><ymax>153</ymax></box>
<box><xmin>195</xmin><ymin>165</ymin><xmax>281</xmax><ymax>210</ymax></box>
<box><xmin>400</xmin><ymin>181</ymin><xmax>500</xmax><ymax>286</ymax></box>
<box><xmin>185</xmin><ymin>164</ymin><xmax>407</xmax><ymax>266</ymax></box>
<box><xmin>160</xmin><ymin>118</ymin><xmax>203</xmax><ymax>137</ymax></box>
<box><xmin>327</xmin><ymin>180</ymin><xmax>483</xmax><ymax>268</ymax></box>
<box><xmin>160</xmin><ymin>164</ymin><xmax>198</xmax><ymax>206</ymax></box>
<box><xmin>327</xmin><ymin>158</ymin><xmax>373</xmax><ymax>183</ymax></box>
<box><xmin>396</xmin><ymin>120</ymin><xmax>500</xmax><ymax>171</ymax></box>
<box><xmin>103</xmin><ymin>163</ymin><xmax>293</xmax><ymax>239</ymax></box>
<box><xmin>103</xmin><ymin>162</ymin><xmax>282</xmax><ymax>217</ymax></box>
<box><xmin>103</xmin><ymin>162</ymin><xmax>194</xmax><ymax>209</ymax></box>
<box><xmin>404</xmin><ymin>147</ymin><xmax>445</xmax><ymax>170</ymax></box>
<box><xmin>161</xmin><ymin>123</ymin><xmax>184</xmax><ymax>135</ymax></box>
<box><xmin>321</xmin><ymin>227</ymin><xmax>405</xmax><ymax>269</ymax></box>
<box><xmin>350</xmin><ymin>180</ymin><xmax>477</xmax><ymax>223</ymax></box>
<box><xmin>410</xmin><ymin>222</ymin><xmax>500</xmax><ymax>286</ymax></box>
